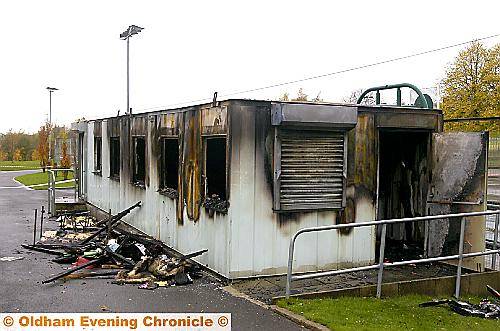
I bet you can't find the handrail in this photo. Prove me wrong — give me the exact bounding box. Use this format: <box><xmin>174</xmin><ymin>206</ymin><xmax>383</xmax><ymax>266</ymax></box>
<box><xmin>285</xmin><ymin>210</ymin><xmax>500</xmax><ymax>299</ymax></box>
<box><xmin>356</xmin><ymin>83</ymin><xmax>432</xmax><ymax>109</ymax></box>
<box><xmin>47</xmin><ymin>168</ymin><xmax>77</xmax><ymax>215</ymax></box>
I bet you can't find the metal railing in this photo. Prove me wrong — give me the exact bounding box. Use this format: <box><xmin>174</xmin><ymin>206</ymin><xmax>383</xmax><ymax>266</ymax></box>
<box><xmin>285</xmin><ymin>210</ymin><xmax>500</xmax><ymax>299</ymax></box>
<box><xmin>490</xmin><ymin>137</ymin><xmax>500</xmax><ymax>151</ymax></box>
<box><xmin>47</xmin><ymin>168</ymin><xmax>77</xmax><ymax>215</ymax></box>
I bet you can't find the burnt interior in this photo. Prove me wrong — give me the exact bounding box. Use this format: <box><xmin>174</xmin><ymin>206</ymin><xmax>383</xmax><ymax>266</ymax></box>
<box><xmin>109</xmin><ymin>137</ymin><xmax>120</xmax><ymax>179</ymax></box>
<box><xmin>377</xmin><ymin>130</ymin><xmax>430</xmax><ymax>261</ymax></box>
<box><xmin>94</xmin><ymin>137</ymin><xmax>102</xmax><ymax>172</ymax></box>
<box><xmin>205</xmin><ymin>137</ymin><xmax>227</xmax><ymax>200</ymax></box>
<box><xmin>133</xmin><ymin>137</ymin><xmax>146</xmax><ymax>185</ymax></box>
<box><xmin>160</xmin><ymin>137</ymin><xmax>179</xmax><ymax>193</ymax></box>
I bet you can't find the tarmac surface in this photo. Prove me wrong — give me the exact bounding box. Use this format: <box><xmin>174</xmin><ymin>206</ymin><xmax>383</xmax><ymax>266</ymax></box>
<box><xmin>0</xmin><ymin>170</ymin><xmax>302</xmax><ymax>330</ymax></box>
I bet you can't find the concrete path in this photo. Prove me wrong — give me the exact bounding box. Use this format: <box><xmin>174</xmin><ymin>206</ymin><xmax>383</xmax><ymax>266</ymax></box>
<box><xmin>0</xmin><ymin>170</ymin><xmax>302</xmax><ymax>330</ymax></box>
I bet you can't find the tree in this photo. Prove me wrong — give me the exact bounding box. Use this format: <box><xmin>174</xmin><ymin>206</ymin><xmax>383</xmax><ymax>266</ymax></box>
<box><xmin>441</xmin><ymin>41</ymin><xmax>500</xmax><ymax>133</ymax></box>
<box><xmin>2</xmin><ymin>130</ymin><xmax>19</xmax><ymax>161</ymax></box>
<box><xmin>37</xmin><ymin>122</ymin><xmax>51</xmax><ymax>172</ymax></box>
<box><xmin>59</xmin><ymin>129</ymin><xmax>72</xmax><ymax>179</ymax></box>
<box><xmin>294</xmin><ymin>88</ymin><xmax>308</xmax><ymax>101</ymax></box>
<box><xmin>278</xmin><ymin>88</ymin><xmax>323</xmax><ymax>102</ymax></box>
<box><xmin>13</xmin><ymin>148</ymin><xmax>23</xmax><ymax>161</ymax></box>
<box><xmin>0</xmin><ymin>149</ymin><xmax>7</xmax><ymax>161</ymax></box>
<box><xmin>279</xmin><ymin>92</ymin><xmax>289</xmax><ymax>101</ymax></box>
<box><xmin>343</xmin><ymin>88</ymin><xmax>376</xmax><ymax>105</ymax></box>
<box><xmin>0</xmin><ymin>130</ymin><xmax>38</xmax><ymax>161</ymax></box>
<box><xmin>311</xmin><ymin>92</ymin><xmax>323</xmax><ymax>102</ymax></box>
<box><xmin>31</xmin><ymin>150</ymin><xmax>40</xmax><ymax>161</ymax></box>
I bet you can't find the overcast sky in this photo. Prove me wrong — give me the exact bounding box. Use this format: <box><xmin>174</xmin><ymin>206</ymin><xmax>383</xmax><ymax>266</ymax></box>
<box><xmin>0</xmin><ymin>0</ymin><xmax>499</xmax><ymax>133</ymax></box>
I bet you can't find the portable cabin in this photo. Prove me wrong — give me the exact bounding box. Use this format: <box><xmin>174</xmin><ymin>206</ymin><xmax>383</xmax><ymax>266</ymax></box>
<box><xmin>72</xmin><ymin>86</ymin><xmax>488</xmax><ymax>279</ymax></box>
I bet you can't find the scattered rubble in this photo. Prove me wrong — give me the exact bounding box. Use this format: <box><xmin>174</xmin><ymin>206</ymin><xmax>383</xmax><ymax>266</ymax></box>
<box><xmin>22</xmin><ymin>201</ymin><xmax>207</xmax><ymax>290</ymax></box>
<box><xmin>0</xmin><ymin>256</ymin><xmax>24</xmax><ymax>262</ymax></box>
<box><xmin>420</xmin><ymin>285</ymin><xmax>500</xmax><ymax>319</ymax></box>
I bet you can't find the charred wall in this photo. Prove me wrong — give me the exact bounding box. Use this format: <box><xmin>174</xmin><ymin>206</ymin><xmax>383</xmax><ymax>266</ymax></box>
<box><xmin>428</xmin><ymin>132</ymin><xmax>488</xmax><ymax>271</ymax></box>
<box><xmin>101</xmin><ymin>105</ymin><xmax>230</xmax><ymax>225</ymax></box>
<box><xmin>77</xmin><ymin>101</ymin><xmax>446</xmax><ymax>278</ymax></box>
<box><xmin>342</xmin><ymin>113</ymin><xmax>377</xmax><ymax>231</ymax></box>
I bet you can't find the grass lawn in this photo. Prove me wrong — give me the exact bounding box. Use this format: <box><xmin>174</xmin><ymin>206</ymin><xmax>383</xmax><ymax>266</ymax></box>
<box><xmin>0</xmin><ymin>160</ymin><xmax>41</xmax><ymax>171</ymax></box>
<box><xmin>15</xmin><ymin>170</ymin><xmax>75</xmax><ymax>190</ymax></box>
<box><xmin>277</xmin><ymin>295</ymin><xmax>500</xmax><ymax>331</ymax></box>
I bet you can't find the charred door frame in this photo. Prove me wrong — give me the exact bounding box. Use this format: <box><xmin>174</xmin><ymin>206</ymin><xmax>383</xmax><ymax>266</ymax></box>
<box><xmin>77</xmin><ymin>131</ymin><xmax>87</xmax><ymax>199</ymax></box>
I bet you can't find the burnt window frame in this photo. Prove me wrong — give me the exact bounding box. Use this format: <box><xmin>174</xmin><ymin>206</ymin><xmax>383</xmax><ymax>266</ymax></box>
<box><xmin>273</xmin><ymin>128</ymin><xmax>347</xmax><ymax>212</ymax></box>
<box><xmin>202</xmin><ymin>136</ymin><xmax>229</xmax><ymax>212</ymax></box>
<box><xmin>131</xmin><ymin>136</ymin><xmax>146</xmax><ymax>188</ymax></box>
<box><xmin>158</xmin><ymin>137</ymin><xmax>180</xmax><ymax>198</ymax></box>
<box><xmin>109</xmin><ymin>136</ymin><xmax>120</xmax><ymax>181</ymax></box>
<box><xmin>93</xmin><ymin>136</ymin><xmax>102</xmax><ymax>175</ymax></box>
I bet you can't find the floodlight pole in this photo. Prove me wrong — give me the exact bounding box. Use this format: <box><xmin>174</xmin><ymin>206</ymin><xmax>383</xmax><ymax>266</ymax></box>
<box><xmin>49</xmin><ymin>91</ymin><xmax>52</xmax><ymax>164</ymax></box>
<box><xmin>127</xmin><ymin>36</ymin><xmax>130</xmax><ymax>115</ymax></box>
<box><xmin>120</xmin><ymin>25</ymin><xmax>143</xmax><ymax>115</ymax></box>
<box><xmin>46</xmin><ymin>87</ymin><xmax>58</xmax><ymax>166</ymax></box>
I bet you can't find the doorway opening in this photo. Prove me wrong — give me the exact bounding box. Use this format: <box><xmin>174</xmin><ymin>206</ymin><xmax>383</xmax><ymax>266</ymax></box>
<box><xmin>377</xmin><ymin>130</ymin><xmax>430</xmax><ymax>261</ymax></box>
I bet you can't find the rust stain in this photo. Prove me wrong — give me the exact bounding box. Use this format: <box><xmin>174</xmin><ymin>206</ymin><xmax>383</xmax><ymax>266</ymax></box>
<box><xmin>340</xmin><ymin>114</ymin><xmax>376</xmax><ymax>233</ymax></box>
<box><xmin>182</xmin><ymin>110</ymin><xmax>202</xmax><ymax>222</ymax></box>
<box><xmin>354</xmin><ymin>114</ymin><xmax>376</xmax><ymax>191</ymax></box>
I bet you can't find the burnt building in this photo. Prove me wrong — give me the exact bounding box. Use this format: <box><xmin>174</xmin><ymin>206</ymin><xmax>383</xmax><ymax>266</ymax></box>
<box><xmin>72</xmin><ymin>91</ymin><xmax>488</xmax><ymax>279</ymax></box>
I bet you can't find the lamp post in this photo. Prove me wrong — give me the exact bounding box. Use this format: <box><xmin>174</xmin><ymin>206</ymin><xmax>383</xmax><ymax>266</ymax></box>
<box><xmin>120</xmin><ymin>25</ymin><xmax>144</xmax><ymax>115</ymax></box>
<box><xmin>46</xmin><ymin>87</ymin><xmax>58</xmax><ymax>166</ymax></box>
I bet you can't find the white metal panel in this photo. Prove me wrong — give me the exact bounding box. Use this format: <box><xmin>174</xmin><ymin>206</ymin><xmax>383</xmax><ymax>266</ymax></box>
<box><xmin>227</xmin><ymin>104</ymin><xmax>373</xmax><ymax>277</ymax></box>
<box><xmin>81</xmin><ymin>103</ymin><xmax>375</xmax><ymax>279</ymax></box>
<box><xmin>228</xmin><ymin>106</ymin><xmax>256</xmax><ymax>275</ymax></box>
<box><xmin>82</xmin><ymin>119</ymin><xmax>232</xmax><ymax>277</ymax></box>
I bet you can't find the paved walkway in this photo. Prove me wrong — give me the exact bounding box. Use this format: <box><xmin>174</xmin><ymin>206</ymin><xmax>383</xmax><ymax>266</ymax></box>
<box><xmin>0</xmin><ymin>170</ymin><xmax>302</xmax><ymax>330</ymax></box>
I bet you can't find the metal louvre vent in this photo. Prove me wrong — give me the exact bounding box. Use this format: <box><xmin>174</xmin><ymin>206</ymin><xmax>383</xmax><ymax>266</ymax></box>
<box><xmin>277</xmin><ymin>130</ymin><xmax>345</xmax><ymax>211</ymax></box>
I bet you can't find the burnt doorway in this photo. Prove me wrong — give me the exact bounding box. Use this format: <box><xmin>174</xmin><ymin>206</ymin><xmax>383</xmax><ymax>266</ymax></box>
<box><xmin>377</xmin><ymin>130</ymin><xmax>430</xmax><ymax>261</ymax></box>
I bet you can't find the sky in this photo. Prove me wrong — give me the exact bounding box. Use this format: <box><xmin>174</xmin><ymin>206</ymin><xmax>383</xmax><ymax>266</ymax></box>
<box><xmin>0</xmin><ymin>0</ymin><xmax>499</xmax><ymax>133</ymax></box>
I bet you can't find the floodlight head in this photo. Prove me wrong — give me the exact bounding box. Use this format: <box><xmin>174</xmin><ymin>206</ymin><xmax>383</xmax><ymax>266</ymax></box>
<box><xmin>46</xmin><ymin>87</ymin><xmax>59</xmax><ymax>92</ymax></box>
<box><xmin>120</xmin><ymin>25</ymin><xmax>144</xmax><ymax>40</ymax></box>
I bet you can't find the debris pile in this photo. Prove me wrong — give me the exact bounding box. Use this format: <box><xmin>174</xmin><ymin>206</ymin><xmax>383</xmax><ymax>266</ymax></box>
<box><xmin>420</xmin><ymin>285</ymin><xmax>500</xmax><ymax>319</ymax></box>
<box><xmin>22</xmin><ymin>201</ymin><xmax>207</xmax><ymax>289</ymax></box>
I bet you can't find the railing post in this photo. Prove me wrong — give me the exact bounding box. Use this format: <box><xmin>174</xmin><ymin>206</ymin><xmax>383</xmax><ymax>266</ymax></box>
<box><xmin>376</xmin><ymin>223</ymin><xmax>387</xmax><ymax>298</ymax></box>
<box><xmin>49</xmin><ymin>171</ymin><xmax>52</xmax><ymax>215</ymax></box>
<box><xmin>33</xmin><ymin>209</ymin><xmax>38</xmax><ymax>246</ymax></box>
<box><xmin>423</xmin><ymin>219</ymin><xmax>429</xmax><ymax>258</ymax></box>
<box><xmin>285</xmin><ymin>234</ymin><xmax>297</xmax><ymax>299</ymax></box>
<box><xmin>47</xmin><ymin>174</ymin><xmax>51</xmax><ymax>214</ymax></box>
<box><xmin>493</xmin><ymin>213</ymin><xmax>499</xmax><ymax>270</ymax></box>
<box><xmin>53</xmin><ymin>172</ymin><xmax>56</xmax><ymax>213</ymax></box>
<box><xmin>283</xmin><ymin>210</ymin><xmax>496</xmax><ymax>301</ymax></box>
<box><xmin>50</xmin><ymin>171</ymin><xmax>56</xmax><ymax>215</ymax></box>
<box><xmin>454</xmin><ymin>216</ymin><xmax>466</xmax><ymax>298</ymax></box>
<box><xmin>74</xmin><ymin>170</ymin><xmax>78</xmax><ymax>201</ymax></box>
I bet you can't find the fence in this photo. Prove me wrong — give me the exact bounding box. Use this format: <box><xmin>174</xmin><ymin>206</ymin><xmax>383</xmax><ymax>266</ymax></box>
<box><xmin>487</xmin><ymin>202</ymin><xmax>500</xmax><ymax>270</ymax></box>
<box><xmin>491</xmin><ymin>137</ymin><xmax>500</xmax><ymax>151</ymax></box>
<box><xmin>490</xmin><ymin>137</ymin><xmax>500</xmax><ymax>172</ymax></box>
<box><xmin>285</xmin><ymin>210</ymin><xmax>500</xmax><ymax>299</ymax></box>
